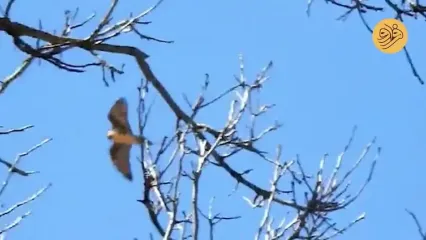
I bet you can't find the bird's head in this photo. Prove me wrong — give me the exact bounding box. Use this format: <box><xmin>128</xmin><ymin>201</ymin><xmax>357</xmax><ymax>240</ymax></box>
<box><xmin>107</xmin><ymin>130</ymin><xmax>116</xmax><ymax>140</ymax></box>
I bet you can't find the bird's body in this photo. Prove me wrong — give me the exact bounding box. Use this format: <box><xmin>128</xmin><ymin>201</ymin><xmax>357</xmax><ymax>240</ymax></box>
<box><xmin>107</xmin><ymin>130</ymin><xmax>142</xmax><ymax>145</ymax></box>
<box><xmin>107</xmin><ymin>97</ymin><xmax>149</xmax><ymax>181</ymax></box>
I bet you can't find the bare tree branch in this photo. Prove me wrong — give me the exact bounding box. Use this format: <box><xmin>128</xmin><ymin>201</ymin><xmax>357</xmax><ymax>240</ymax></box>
<box><xmin>0</xmin><ymin>158</ymin><xmax>39</xmax><ymax>176</ymax></box>
<box><xmin>0</xmin><ymin>137</ymin><xmax>52</xmax><ymax>197</ymax></box>
<box><xmin>0</xmin><ymin>125</ymin><xmax>33</xmax><ymax>135</ymax></box>
<box><xmin>0</xmin><ymin>2</ymin><xmax>385</xmax><ymax>239</ymax></box>
<box><xmin>309</xmin><ymin>0</ymin><xmax>425</xmax><ymax>85</ymax></box>
<box><xmin>406</xmin><ymin>209</ymin><xmax>426</xmax><ymax>240</ymax></box>
<box><xmin>0</xmin><ymin>183</ymin><xmax>51</xmax><ymax>219</ymax></box>
<box><xmin>0</xmin><ymin>123</ymin><xmax>52</xmax><ymax>237</ymax></box>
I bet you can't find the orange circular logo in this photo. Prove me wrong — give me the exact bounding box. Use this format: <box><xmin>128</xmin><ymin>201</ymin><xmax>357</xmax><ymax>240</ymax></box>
<box><xmin>372</xmin><ymin>18</ymin><xmax>407</xmax><ymax>54</ymax></box>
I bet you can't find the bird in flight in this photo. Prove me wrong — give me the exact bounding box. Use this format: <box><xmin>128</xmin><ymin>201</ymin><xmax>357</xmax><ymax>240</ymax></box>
<box><xmin>107</xmin><ymin>97</ymin><xmax>151</xmax><ymax>181</ymax></box>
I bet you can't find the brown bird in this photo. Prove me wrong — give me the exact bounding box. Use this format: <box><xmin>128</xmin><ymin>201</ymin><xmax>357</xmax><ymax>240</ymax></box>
<box><xmin>107</xmin><ymin>97</ymin><xmax>150</xmax><ymax>181</ymax></box>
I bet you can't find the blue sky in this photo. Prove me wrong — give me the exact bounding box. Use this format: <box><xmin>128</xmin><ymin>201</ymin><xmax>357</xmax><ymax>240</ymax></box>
<box><xmin>1</xmin><ymin>0</ymin><xmax>425</xmax><ymax>239</ymax></box>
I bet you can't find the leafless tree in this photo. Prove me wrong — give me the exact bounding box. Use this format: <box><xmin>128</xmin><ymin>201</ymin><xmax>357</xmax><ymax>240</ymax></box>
<box><xmin>0</xmin><ymin>125</ymin><xmax>51</xmax><ymax>238</ymax></box>
<box><xmin>308</xmin><ymin>2</ymin><xmax>426</xmax><ymax>235</ymax></box>
<box><xmin>135</xmin><ymin>58</ymin><xmax>380</xmax><ymax>239</ymax></box>
<box><xmin>0</xmin><ymin>0</ymin><xmax>383</xmax><ymax>239</ymax></box>
<box><xmin>308</xmin><ymin>0</ymin><xmax>426</xmax><ymax>85</ymax></box>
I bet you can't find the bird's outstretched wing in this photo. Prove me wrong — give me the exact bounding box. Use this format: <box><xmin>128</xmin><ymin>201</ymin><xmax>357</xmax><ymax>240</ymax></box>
<box><xmin>108</xmin><ymin>98</ymin><xmax>132</xmax><ymax>134</ymax></box>
<box><xmin>109</xmin><ymin>143</ymin><xmax>132</xmax><ymax>181</ymax></box>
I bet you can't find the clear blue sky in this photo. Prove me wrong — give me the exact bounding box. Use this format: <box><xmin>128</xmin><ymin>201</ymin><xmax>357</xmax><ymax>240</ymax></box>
<box><xmin>1</xmin><ymin>0</ymin><xmax>425</xmax><ymax>239</ymax></box>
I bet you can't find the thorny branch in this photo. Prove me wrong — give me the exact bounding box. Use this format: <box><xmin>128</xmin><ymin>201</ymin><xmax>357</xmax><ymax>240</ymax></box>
<box><xmin>308</xmin><ymin>0</ymin><xmax>425</xmax><ymax>85</ymax></box>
